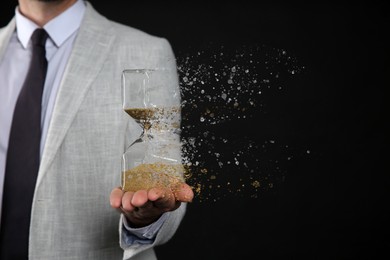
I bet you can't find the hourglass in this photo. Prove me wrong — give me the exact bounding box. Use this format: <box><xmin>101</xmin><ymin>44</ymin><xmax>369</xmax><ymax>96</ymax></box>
<box><xmin>121</xmin><ymin>69</ymin><xmax>185</xmax><ymax>192</ymax></box>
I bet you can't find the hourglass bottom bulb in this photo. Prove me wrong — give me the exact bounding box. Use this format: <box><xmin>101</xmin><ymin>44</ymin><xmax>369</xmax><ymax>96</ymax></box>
<box><xmin>121</xmin><ymin>162</ymin><xmax>185</xmax><ymax>192</ymax></box>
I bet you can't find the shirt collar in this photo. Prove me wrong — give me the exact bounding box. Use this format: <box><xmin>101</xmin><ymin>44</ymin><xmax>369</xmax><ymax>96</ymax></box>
<box><xmin>15</xmin><ymin>0</ymin><xmax>86</xmax><ymax>49</ymax></box>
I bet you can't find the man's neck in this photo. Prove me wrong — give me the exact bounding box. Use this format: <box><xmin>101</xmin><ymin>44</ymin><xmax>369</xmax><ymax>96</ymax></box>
<box><xmin>18</xmin><ymin>0</ymin><xmax>78</xmax><ymax>27</ymax></box>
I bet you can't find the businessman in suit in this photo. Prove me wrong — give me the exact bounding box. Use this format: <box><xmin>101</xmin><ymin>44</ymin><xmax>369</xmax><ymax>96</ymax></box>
<box><xmin>0</xmin><ymin>0</ymin><xmax>193</xmax><ymax>259</ymax></box>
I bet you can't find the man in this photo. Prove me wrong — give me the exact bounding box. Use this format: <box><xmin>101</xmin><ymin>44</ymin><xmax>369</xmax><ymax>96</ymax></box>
<box><xmin>0</xmin><ymin>0</ymin><xmax>193</xmax><ymax>259</ymax></box>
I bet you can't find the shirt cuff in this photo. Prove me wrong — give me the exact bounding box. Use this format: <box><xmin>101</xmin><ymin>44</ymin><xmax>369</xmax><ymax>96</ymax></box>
<box><xmin>122</xmin><ymin>212</ymin><xmax>169</xmax><ymax>241</ymax></box>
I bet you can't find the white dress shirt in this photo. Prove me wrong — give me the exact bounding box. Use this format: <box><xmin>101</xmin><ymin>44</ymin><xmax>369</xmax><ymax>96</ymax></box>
<box><xmin>0</xmin><ymin>0</ymin><xmax>165</xmax><ymax>242</ymax></box>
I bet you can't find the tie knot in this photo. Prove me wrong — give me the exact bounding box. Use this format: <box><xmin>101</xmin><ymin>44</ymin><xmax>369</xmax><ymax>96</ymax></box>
<box><xmin>30</xmin><ymin>28</ymin><xmax>48</xmax><ymax>47</ymax></box>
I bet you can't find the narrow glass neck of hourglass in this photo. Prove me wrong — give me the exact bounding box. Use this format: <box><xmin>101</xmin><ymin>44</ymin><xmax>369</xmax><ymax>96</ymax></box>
<box><xmin>139</xmin><ymin>121</ymin><xmax>153</xmax><ymax>140</ymax></box>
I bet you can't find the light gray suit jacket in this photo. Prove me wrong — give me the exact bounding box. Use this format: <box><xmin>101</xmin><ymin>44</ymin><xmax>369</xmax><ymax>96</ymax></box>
<box><xmin>0</xmin><ymin>2</ymin><xmax>186</xmax><ymax>259</ymax></box>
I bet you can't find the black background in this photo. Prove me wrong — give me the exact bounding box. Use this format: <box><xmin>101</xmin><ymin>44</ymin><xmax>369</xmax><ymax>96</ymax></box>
<box><xmin>1</xmin><ymin>2</ymin><xmax>388</xmax><ymax>259</ymax></box>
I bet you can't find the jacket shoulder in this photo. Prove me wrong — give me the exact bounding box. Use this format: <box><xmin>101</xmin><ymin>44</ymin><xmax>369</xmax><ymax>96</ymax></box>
<box><xmin>109</xmin><ymin>20</ymin><xmax>169</xmax><ymax>46</ymax></box>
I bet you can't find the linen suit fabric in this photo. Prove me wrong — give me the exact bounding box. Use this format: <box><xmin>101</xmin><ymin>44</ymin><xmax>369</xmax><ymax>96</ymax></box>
<box><xmin>0</xmin><ymin>1</ymin><xmax>187</xmax><ymax>259</ymax></box>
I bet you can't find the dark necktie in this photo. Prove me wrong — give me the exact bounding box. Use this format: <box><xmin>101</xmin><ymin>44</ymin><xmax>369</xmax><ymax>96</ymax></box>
<box><xmin>0</xmin><ymin>28</ymin><xmax>48</xmax><ymax>259</ymax></box>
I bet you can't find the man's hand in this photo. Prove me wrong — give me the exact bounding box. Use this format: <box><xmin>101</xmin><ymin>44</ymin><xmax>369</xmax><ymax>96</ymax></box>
<box><xmin>110</xmin><ymin>183</ymin><xmax>194</xmax><ymax>227</ymax></box>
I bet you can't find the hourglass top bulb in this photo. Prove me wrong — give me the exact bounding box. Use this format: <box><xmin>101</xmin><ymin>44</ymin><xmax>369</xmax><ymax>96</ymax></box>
<box><xmin>124</xmin><ymin>107</ymin><xmax>181</xmax><ymax>131</ymax></box>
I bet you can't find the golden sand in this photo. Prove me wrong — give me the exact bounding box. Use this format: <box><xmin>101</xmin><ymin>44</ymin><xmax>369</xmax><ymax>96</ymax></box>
<box><xmin>122</xmin><ymin>162</ymin><xmax>185</xmax><ymax>192</ymax></box>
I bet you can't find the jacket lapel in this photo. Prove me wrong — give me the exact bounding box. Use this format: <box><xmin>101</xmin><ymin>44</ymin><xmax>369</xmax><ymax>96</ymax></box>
<box><xmin>36</xmin><ymin>3</ymin><xmax>115</xmax><ymax>187</ymax></box>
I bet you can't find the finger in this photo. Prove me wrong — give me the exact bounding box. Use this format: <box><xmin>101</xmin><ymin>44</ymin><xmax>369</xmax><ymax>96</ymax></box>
<box><xmin>173</xmin><ymin>183</ymin><xmax>194</xmax><ymax>202</ymax></box>
<box><xmin>131</xmin><ymin>190</ymin><xmax>148</xmax><ymax>208</ymax></box>
<box><xmin>121</xmin><ymin>191</ymin><xmax>136</xmax><ymax>212</ymax></box>
<box><xmin>147</xmin><ymin>187</ymin><xmax>172</xmax><ymax>201</ymax></box>
<box><xmin>148</xmin><ymin>188</ymin><xmax>176</xmax><ymax>210</ymax></box>
<box><xmin>110</xmin><ymin>187</ymin><xmax>124</xmax><ymax>208</ymax></box>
